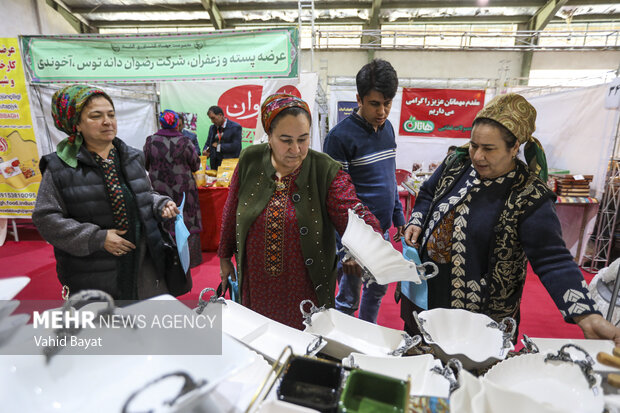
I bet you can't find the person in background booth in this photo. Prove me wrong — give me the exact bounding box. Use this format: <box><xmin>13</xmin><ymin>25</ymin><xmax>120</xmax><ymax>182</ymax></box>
<box><xmin>33</xmin><ymin>85</ymin><xmax>179</xmax><ymax>300</ymax></box>
<box><xmin>201</xmin><ymin>105</ymin><xmax>242</xmax><ymax>170</ymax></box>
<box><xmin>447</xmin><ymin>145</ymin><xmax>457</xmax><ymax>156</ymax></box>
<box><xmin>218</xmin><ymin>93</ymin><xmax>381</xmax><ymax>329</ymax></box>
<box><xmin>179</xmin><ymin>115</ymin><xmax>201</xmax><ymax>155</ymax></box>
<box><xmin>402</xmin><ymin>93</ymin><xmax>620</xmax><ymax>344</ymax></box>
<box><xmin>144</xmin><ymin>109</ymin><xmax>203</xmax><ymax>268</ymax></box>
<box><xmin>323</xmin><ymin>59</ymin><xmax>406</xmax><ymax>324</ymax></box>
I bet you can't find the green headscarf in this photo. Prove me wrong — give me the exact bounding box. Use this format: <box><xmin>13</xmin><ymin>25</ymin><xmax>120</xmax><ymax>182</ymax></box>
<box><xmin>51</xmin><ymin>85</ymin><xmax>113</xmax><ymax>168</ymax></box>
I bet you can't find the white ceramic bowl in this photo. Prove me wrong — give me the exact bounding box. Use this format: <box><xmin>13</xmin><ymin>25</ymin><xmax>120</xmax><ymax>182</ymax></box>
<box><xmin>414</xmin><ymin>308</ymin><xmax>514</xmax><ymax>371</ymax></box>
<box><xmin>216</xmin><ymin>299</ymin><xmax>325</xmax><ymax>362</ymax></box>
<box><xmin>484</xmin><ymin>353</ymin><xmax>603</xmax><ymax>413</ymax></box>
<box><xmin>211</xmin><ymin>353</ymin><xmax>273</xmax><ymax>412</ymax></box>
<box><xmin>529</xmin><ymin>337</ymin><xmax>614</xmax><ymax>372</ymax></box>
<box><xmin>342</xmin><ymin>352</ymin><xmax>450</xmax><ymax>397</ymax></box>
<box><xmin>341</xmin><ymin>209</ymin><xmax>422</xmax><ymax>285</ymax></box>
<box><xmin>302</xmin><ymin>304</ymin><xmax>412</xmax><ymax>359</ymax></box>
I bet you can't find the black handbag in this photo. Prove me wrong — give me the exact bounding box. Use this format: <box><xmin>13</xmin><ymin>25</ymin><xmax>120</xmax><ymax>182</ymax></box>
<box><xmin>160</xmin><ymin>225</ymin><xmax>192</xmax><ymax>297</ymax></box>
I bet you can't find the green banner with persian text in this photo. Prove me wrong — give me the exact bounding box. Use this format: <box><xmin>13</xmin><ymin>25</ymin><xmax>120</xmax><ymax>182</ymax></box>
<box><xmin>20</xmin><ymin>28</ymin><xmax>298</xmax><ymax>83</ymax></box>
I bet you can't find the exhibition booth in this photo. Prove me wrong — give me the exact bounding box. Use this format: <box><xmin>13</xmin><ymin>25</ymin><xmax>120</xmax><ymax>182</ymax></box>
<box><xmin>1</xmin><ymin>27</ymin><xmax>620</xmax><ymax>413</ymax></box>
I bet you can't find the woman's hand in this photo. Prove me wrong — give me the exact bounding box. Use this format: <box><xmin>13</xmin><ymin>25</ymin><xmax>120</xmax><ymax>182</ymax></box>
<box><xmin>343</xmin><ymin>258</ymin><xmax>364</xmax><ymax>278</ymax></box>
<box><xmin>575</xmin><ymin>313</ymin><xmax>620</xmax><ymax>345</ymax></box>
<box><xmin>392</xmin><ymin>225</ymin><xmax>405</xmax><ymax>242</ymax></box>
<box><xmin>104</xmin><ymin>229</ymin><xmax>136</xmax><ymax>256</ymax></box>
<box><xmin>161</xmin><ymin>201</ymin><xmax>180</xmax><ymax>219</ymax></box>
<box><xmin>403</xmin><ymin>224</ymin><xmax>422</xmax><ymax>247</ymax></box>
<box><xmin>219</xmin><ymin>257</ymin><xmax>236</xmax><ymax>296</ymax></box>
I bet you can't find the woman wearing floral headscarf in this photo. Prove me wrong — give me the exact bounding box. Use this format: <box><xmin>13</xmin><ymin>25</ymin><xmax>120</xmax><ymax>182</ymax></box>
<box><xmin>218</xmin><ymin>93</ymin><xmax>381</xmax><ymax>329</ymax></box>
<box><xmin>401</xmin><ymin>93</ymin><xmax>620</xmax><ymax>344</ymax></box>
<box><xmin>144</xmin><ymin>109</ymin><xmax>202</xmax><ymax>268</ymax></box>
<box><xmin>33</xmin><ymin>85</ymin><xmax>179</xmax><ymax>300</ymax></box>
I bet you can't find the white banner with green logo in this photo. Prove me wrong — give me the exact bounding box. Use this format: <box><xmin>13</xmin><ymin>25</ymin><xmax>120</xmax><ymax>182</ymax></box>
<box><xmin>20</xmin><ymin>28</ymin><xmax>298</xmax><ymax>83</ymax></box>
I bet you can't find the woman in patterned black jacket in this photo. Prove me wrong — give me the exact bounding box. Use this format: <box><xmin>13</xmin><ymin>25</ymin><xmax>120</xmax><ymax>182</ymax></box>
<box><xmin>402</xmin><ymin>93</ymin><xmax>620</xmax><ymax>344</ymax></box>
<box><xmin>33</xmin><ymin>85</ymin><xmax>179</xmax><ymax>300</ymax></box>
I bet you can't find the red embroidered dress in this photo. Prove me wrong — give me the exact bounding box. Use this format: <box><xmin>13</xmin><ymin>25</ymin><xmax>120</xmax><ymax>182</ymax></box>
<box><xmin>219</xmin><ymin>166</ymin><xmax>380</xmax><ymax>329</ymax></box>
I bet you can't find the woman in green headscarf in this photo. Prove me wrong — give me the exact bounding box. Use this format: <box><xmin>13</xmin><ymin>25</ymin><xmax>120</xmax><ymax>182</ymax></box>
<box><xmin>33</xmin><ymin>85</ymin><xmax>179</xmax><ymax>300</ymax></box>
<box><xmin>401</xmin><ymin>93</ymin><xmax>620</xmax><ymax>345</ymax></box>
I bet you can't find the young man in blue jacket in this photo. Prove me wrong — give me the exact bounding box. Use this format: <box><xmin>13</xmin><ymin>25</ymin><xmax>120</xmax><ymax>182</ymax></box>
<box><xmin>202</xmin><ymin>105</ymin><xmax>242</xmax><ymax>170</ymax></box>
<box><xmin>323</xmin><ymin>59</ymin><xmax>406</xmax><ymax>323</ymax></box>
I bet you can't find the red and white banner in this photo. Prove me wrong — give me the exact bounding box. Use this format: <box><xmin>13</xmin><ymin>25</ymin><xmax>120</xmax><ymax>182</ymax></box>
<box><xmin>160</xmin><ymin>73</ymin><xmax>318</xmax><ymax>151</ymax></box>
<box><xmin>399</xmin><ymin>88</ymin><xmax>485</xmax><ymax>138</ymax></box>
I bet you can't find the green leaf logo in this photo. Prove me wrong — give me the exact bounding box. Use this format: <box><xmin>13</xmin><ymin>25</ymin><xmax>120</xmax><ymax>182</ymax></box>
<box><xmin>403</xmin><ymin>116</ymin><xmax>434</xmax><ymax>133</ymax></box>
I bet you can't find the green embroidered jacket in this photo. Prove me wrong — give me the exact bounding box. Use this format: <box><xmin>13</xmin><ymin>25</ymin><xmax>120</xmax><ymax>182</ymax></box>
<box><xmin>234</xmin><ymin>144</ymin><xmax>342</xmax><ymax>307</ymax></box>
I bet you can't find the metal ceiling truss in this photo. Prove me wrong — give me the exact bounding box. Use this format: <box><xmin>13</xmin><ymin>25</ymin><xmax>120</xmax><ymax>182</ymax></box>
<box><xmin>200</xmin><ymin>0</ymin><xmax>226</xmax><ymax>30</ymax></box>
<box><xmin>45</xmin><ymin>0</ymin><xmax>97</xmax><ymax>33</ymax></box>
<box><xmin>85</xmin><ymin>14</ymin><xmax>617</xmax><ymax>29</ymax></box>
<box><xmin>68</xmin><ymin>1</ymin><xmax>620</xmax><ymax>15</ymax></box>
<box><xmin>519</xmin><ymin>0</ymin><xmax>569</xmax><ymax>80</ymax></box>
<box><xmin>57</xmin><ymin>1</ymin><xmax>619</xmax><ymax>31</ymax></box>
<box><xmin>324</xmin><ymin>28</ymin><xmax>620</xmax><ymax>51</ymax></box>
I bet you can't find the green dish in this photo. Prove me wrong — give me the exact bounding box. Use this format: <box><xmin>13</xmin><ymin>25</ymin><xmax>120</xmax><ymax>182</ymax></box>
<box><xmin>338</xmin><ymin>369</ymin><xmax>408</xmax><ymax>413</ymax></box>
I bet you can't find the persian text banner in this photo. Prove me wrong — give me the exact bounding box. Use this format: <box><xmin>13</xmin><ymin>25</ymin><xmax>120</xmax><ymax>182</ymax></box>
<box><xmin>20</xmin><ymin>29</ymin><xmax>298</xmax><ymax>83</ymax></box>
<box><xmin>399</xmin><ymin>88</ymin><xmax>485</xmax><ymax>138</ymax></box>
<box><xmin>0</xmin><ymin>38</ymin><xmax>41</xmax><ymax>218</ymax></box>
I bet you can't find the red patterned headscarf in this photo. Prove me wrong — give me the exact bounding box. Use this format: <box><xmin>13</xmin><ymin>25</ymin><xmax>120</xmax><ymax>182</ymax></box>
<box><xmin>260</xmin><ymin>93</ymin><xmax>311</xmax><ymax>134</ymax></box>
<box><xmin>159</xmin><ymin>109</ymin><xmax>180</xmax><ymax>129</ymax></box>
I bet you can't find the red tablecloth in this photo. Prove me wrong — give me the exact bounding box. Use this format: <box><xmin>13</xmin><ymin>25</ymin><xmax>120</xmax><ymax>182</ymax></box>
<box><xmin>198</xmin><ymin>186</ymin><xmax>229</xmax><ymax>252</ymax></box>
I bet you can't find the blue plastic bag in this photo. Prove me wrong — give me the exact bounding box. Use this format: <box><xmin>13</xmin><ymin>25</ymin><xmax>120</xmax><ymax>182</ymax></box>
<box><xmin>174</xmin><ymin>193</ymin><xmax>191</xmax><ymax>274</ymax></box>
<box><xmin>400</xmin><ymin>237</ymin><xmax>428</xmax><ymax>310</ymax></box>
<box><xmin>228</xmin><ymin>274</ymin><xmax>239</xmax><ymax>302</ymax></box>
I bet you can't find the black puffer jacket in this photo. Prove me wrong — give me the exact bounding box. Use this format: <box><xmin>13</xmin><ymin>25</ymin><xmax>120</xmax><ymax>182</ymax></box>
<box><xmin>36</xmin><ymin>138</ymin><xmax>166</xmax><ymax>297</ymax></box>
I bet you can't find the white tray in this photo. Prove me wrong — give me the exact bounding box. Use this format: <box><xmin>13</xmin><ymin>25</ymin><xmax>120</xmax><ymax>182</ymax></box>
<box><xmin>0</xmin><ymin>294</ymin><xmax>256</xmax><ymax>413</ymax></box>
<box><xmin>343</xmin><ymin>352</ymin><xmax>450</xmax><ymax>398</ymax></box>
<box><xmin>301</xmin><ymin>303</ymin><xmax>412</xmax><ymax>359</ymax></box>
<box><xmin>215</xmin><ymin>299</ymin><xmax>326</xmax><ymax>362</ymax></box>
<box><xmin>341</xmin><ymin>209</ymin><xmax>422</xmax><ymax>285</ymax></box>
<box><xmin>210</xmin><ymin>352</ymin><xmax>273</xmax><ymax>413</ymax></box>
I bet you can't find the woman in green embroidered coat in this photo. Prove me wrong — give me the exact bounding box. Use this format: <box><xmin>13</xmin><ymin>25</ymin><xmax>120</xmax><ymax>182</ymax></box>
<box><xmin>402</xmin><ymin>93</ymin><xmax>620</xmax><ymax>344</ymax></box>
<box><xmin>217</xmin><ymin>94</ymin><xmax>381</xmax><ymax>329</ymax></box>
